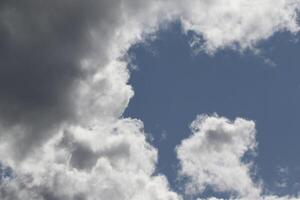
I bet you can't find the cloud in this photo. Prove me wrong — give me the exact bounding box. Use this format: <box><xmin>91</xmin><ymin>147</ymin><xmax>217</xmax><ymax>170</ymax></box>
<box><xmin>0</xmin><ymin>0</ymin><xmax>299</xmax><ymax>159</ymax></box>
<box><xmin>176</xmin><ymin>115</ymin><xmax>260</xmax><ymax>199</ymax></box>
<box><xmin>0</xmin><ymin>0</ymin><xmax>179</xmax><ymax>199</ymax></box>
<box><xmin>0</xmin><ymin>119</ymin><xmax>180</xmax><ymax>200</ymax></box>
<box><xmin>0</xmin><ymin>0</ymin><xmax>174</xmax><ymax>159</ymax></box>
<box><xmin>177</xmin><ymin>0</ymin><xmax>300</xmax><ymax>53</ymax></box>
<box><xmin>0</xmin><ymin>0</ymin><xmax>118</xmax><ymax>158</ymax></box>
<box><xmin>177</xmin><ymin>115</ymin><xmax>300</xmax><ymax>200</ymax></box>
<box><xmin>0</xmin><ymin>0</ymin><xmax>300</xmax><ymax>199</ymax></box>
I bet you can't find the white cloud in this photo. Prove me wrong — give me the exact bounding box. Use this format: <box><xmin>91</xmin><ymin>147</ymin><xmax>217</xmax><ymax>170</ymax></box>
<box><xmin>177</xmin><ymin>0</ymin><xmax>300</xmax><ymax>53</ymax></box>
<box><xmin>177</xmin><ymin>115</ymin><xmax>300</xmax><ymax>200</ymax></box>
<box><xmin>176</xmin><ymin>114</ymin><xmax>260</xmax><ymax>199</ymax></box>
<box><xmin>0</xmin><ymin>119</ymin><xmax>180</xmax><ymax>200</ymax></box>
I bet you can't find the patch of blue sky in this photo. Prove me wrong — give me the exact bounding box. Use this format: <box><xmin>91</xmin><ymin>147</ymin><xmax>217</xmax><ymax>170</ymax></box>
<box><xmin>124</xmin><ymin>22</ymin><xmax>300</xmax><ymax>198</ymax></box>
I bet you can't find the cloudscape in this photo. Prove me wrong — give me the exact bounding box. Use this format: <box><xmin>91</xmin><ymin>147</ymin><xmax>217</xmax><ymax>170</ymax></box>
<box><xmin>0</xmin><ymin>0</ymin><xmax>300</xmax><ymax>199</ymax></box>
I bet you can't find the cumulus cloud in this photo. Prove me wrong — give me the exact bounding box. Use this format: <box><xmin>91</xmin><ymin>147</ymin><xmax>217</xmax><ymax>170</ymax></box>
<box><xmin>0</xmin><ymin>0</ymin><xmax>171</xmax><ymax>159</ymax></box>
<box><xmin>0</xmin><ymin>0</ymin><xmax>300</xmax><ymax>199</ymax></box>
<box><xmin>177</xmin><ymin>0</ymin><xmax>300</xmax><ymax>53</ymax></box>
<box><xmin>177</xmin><ymin>115</ymin><xmax>300</xmax><ymax>200</ymax></box>
<box><xmin>0</xmin><ymin>119</ymin><xmax>179</xmax><ymax>200</ymax></box>
<box><xmin>177</xmin><ymin>115</ymin><xmax>260</xmax><ymax>199</ymax></box>
<box><xmin>1</xmin><ymin>0</ymin><xmax>299</xmax><ymax>158</ymax></box>
<box><xmin>0</xmin><ymin>0</ymin><xmax>179</xmax><ymax>199</ymax></box>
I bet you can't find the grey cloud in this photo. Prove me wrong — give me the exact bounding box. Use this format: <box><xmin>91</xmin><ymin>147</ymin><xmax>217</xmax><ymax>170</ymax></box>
<box><xmin>0</xmin><ymin>0</ymin><xmax>122</xmax><ymax>157</ymax></box>
<box><xmin>59</xmin><ymin>130</ymin><xmax>131</xmax><ymax>171</ymax></box>
<box><xmin>40</xmin><ymin>188</ymin><xmax>86</xmax><ymax>200</ymax></box>
<box><xmin>60</xmin><ymin>131</ymin><xmax>99</xmax><ymax>170</ymax></box>
<box><xmin>70</xmin><ymin>143</ymin><xmax>98</xmax><ymax>170</ymax></box>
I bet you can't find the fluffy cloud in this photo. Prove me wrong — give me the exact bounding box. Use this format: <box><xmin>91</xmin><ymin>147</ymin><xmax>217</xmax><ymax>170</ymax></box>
<box><xmin>177</xmin><ymin>115</ymin><xmax>260</xmax><ymax>199</ymax></box>
<box><xmin>0</xmin><ymin>0</ymin><xmax>300</xmax><ymax>199</ymax></box>
<box><xmin>177</xmin><ymin>0</ymin><xmax>300</xmax><ymax>53</ymax></box>
<box><xmin>0</xmin><ymin>119</ymin><xmax>180</xmax><ymax>200</ymax></box>
<box><xmin>0</xmin><ymin>0</ymin><xmax>168</xmax><ymax>158</ymax></box>
<box><xmin>1</xmin><ymin>0</ymin><xmax>299</xmax><ymax>159</ymax></box>
<box><xmin>0</xmin><ymin>0</ymin><xmax>179</xmax><ymax>199</ymax></box>
<box><xmin>177</xmin><ymin>115</ymin><xmax>300</xmax><ymax>200</ymax></box>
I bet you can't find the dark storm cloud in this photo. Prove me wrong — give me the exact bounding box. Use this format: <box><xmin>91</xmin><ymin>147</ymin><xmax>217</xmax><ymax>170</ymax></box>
<box><xmin>0</xmin><ymin>0</ymin><xmax>120</xmax><ymax>157</ymax></box>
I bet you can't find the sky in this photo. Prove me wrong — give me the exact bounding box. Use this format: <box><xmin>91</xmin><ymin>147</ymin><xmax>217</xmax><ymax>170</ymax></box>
<box><xmin>0</xmin><ymin>1</ymin><xmax>300</xmax><ymax>200</ymax></box>
<box><xmin>125</xmin><ymin>22</ymin><xmax>300</xmax><ymax>198</ymax></box>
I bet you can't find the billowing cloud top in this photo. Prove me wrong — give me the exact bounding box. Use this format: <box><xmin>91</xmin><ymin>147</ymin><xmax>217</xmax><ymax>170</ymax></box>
<box><xmin>0</xmin><ymin>0</ymin><xmax>300</xmax><ymax>200</ymax></box>
<box><xmin>177</xmin><ymin>115</ymin><xmax>259</xmax><ymax>198</ymax></box>
<box><xmin>177</xmin><ymin>115</ymin><xmax>300</xmax><ymax>200</ymax></box>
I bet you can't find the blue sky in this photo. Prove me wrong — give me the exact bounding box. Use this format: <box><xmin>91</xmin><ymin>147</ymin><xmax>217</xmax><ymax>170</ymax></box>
<box><xmin>125</xmin><ymin>22</ymin><xmax>300</xmax><ymax>198</ymax></box>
